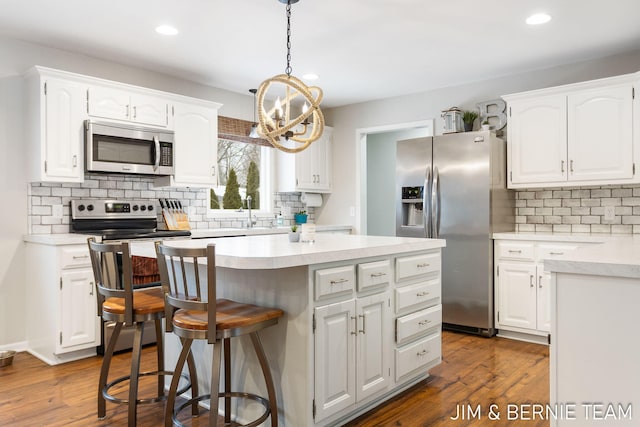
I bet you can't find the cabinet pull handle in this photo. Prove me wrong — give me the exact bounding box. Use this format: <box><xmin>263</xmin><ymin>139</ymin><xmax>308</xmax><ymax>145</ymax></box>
<box><xmin>351</xmin><ymin>316</ymin><xmax>358</xmax><ymax>335</ymax></box>
<box><xmin>416</xmin><ymin>291</ymin><xmax>430</xmax><ymax>297</ymax></box>
<box><xmin>508</xmin><ymin>250</ymin><xmax>522</xmax><ymax>254</ymax></box>
<box><xmin>370</xmin><ymin>272</ymin><xmax>387</xmax><ymax>278</ymax></box>
<box><xmin>330</xmin><ymin>278</ymin><xmax>349</xmax><ymax>285</ymax></box>
<box><xmin>549</xmin><ymin>251</ymin><xmax>564</xmax><ymax>256</ymax></box>
<box><xmin>561</xmin><ymin>160</ymin><xmax>565</xmax><ymax>173</ymax></box>
<box><xmin>72</xmin><ymin>155</ymin><xmax>78</xmax><ymax>167</ymax></box>
<box><xmin>570</xmin><ymin>159</ymin><xmax>574</xmax><ymax>173</ymax></box>
<box><xmin>417</xmin><ymin>263</ymin><xmax>430</xmax><ymax>268</ymax></box>
<box><xmin>359</xmin><ymin>314</ymin><xmax>365</xmax><ymax>334</ymax></box>
<box><xmin>530</xmin><ymin>274</ymin><xmax>534</xmax><ymax>287</ymax></box>
<box><xmin>418</xmin><ymin>319</ymin><xmax>431</xmax><ymax>326</ymax></box>
<box><xmin>126</xmin><ymin>104</ymin><xmax>130</xmax><ymax>118</ymax></box>
<box><xmin>211</xmin><ymin>166</ymin><xmax>216</xmax><ymax>177</ymax></box>
<box><xmin>417</xmin><ymin>349</ymin><xmax>429</xmax><ymax>357</ymax></box>
<box><xmin>89</xmin><ymin>282</ymin><xmax>94</xmax><ymax>296</ymax></box>
<box><xmin>538</xmin><ymin>275</ymin><xmax>543</xmax><ymax>288</ymax></box>
<box><xmin>72</xmin><ymin>254</ymin><xmax>89</xmax><ymax>259</ymax></box>
<box><xmin>133</xmin><ymin>106</ymin><xmax>137</xmax><ymax>119</ymax></box>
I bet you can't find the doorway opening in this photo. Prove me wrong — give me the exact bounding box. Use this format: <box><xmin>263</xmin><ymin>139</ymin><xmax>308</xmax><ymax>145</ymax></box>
<box><xmin>355</xmin><ymin>120</ymin><xmax>433</xmax><ymax>235</ymax></box>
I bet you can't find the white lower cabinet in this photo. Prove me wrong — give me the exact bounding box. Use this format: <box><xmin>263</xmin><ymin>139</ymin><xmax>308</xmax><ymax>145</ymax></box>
<box><xmin>495</xmin><ymin>239</ymin><xmax>587</xmax><ymax>341</ymax></box>
<box><xmin>25</xmin><ymin>242</ymin><xmax>100</xmax><ymax>365</ymax></box>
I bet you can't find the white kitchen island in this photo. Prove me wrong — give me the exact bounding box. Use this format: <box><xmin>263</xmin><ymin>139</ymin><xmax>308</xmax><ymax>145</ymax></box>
<box><xmin>545</xmin><ymin>236</ymin><xmax>640</xmax><ymax>427</ymax></box>
<box><xmin>131</xmin><ymin>233</ymin><xmax>446</xmax><ymax>426</ymax></box>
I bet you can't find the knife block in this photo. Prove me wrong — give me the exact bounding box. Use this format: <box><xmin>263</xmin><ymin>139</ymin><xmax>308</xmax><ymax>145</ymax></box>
<box><xmin>162</xmin><ymin>210</ymin><xmax>191</xmax><ymax>230</ymax></box>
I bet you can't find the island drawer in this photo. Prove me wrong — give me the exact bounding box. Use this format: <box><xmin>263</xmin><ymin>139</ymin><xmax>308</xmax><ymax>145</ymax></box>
<box><xmin>357</xmin><ymin>260</ymin><xmax>391</xmax><ymax>291</ymax></box>
<box><xmin>396</xmin><ymin>304</ymin><xmax>442</xmax><ymax>345</ymax></box>
<box><xmin>395</xmin><ymin>332</ymin><xmax>441</xmax><ymax>381</ymax></box>
<box><xmin>536</xmin><ymin>243</ymin><xmax>579</xmax><ymax>260</ymax></box>
<box><xmin>495</xmin><ymin>241</ymin><xmax>535</xmax><ymax>261</ymax></box>
<box><xmin>315</xmin><ymin>265</ymin><xmax>355</xmax><ymax>300</ymax></box>
<box><xmin>395</xmin><ymin>278</ymin><xmax>440</xmax><ymax>314</ymax></box>
<box><xmin>395</xmin><ymin>252</ymin><xmax>440</xmax><ymax>281</ymax></box>
<box><xmin>60</xmin><ymin>246</ymin><xmax>92</xmax><ymax>269</ymax></box>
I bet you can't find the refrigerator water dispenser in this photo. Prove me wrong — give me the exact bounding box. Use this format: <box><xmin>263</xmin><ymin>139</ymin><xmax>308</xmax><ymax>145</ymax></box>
<box><xmin>400</xmin><ymin>186</ymin><xmax>424</xmax><ymax>227</ymax></box>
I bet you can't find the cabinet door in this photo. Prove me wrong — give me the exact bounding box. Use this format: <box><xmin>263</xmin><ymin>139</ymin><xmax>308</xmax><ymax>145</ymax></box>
<box><xmin>536</xmin><ymin>264</ymin><xmax>551</xmax><ymax>332</ymax></box>
<box><xmin>171</xmin><ymin>102</ymin><xmax>218</xmax><ymax>187</ymax></box>
<box><xmin>568</xmin><ymin>85</ymin><xmax>633</xmax><ymax>182</ymax></box>
<box><xmin>295</xmin><ymin>126</ymin><xmax>333</xmax><ymax>192</ymax></box>
<box><xmin>314</xmin><ymin>299</ymin><xmax>356</xmax><ymax>421</ymax></box>
<box><xmin>130</xmin><ymin>93</ymin><xmax>169</xmax><ymax>127</ymax></box>
<box><xmin>87</xmin><ymin>86</ymin><xmax>130</xmax><ymax>121</ymax></box>
<box><xmin>508</xmin><ymin>95</ymin><xmax>567</xmax><ymax>186</ymax></box>
<box><xmin>497</xmin><ymin>262</ymin><xmax>537</xmax><ymax>330</ymax></box>
<box><xmin>44</xmin><ymin>78</ymin><xmax>85</xmax><ymax>182</ymax></box>
<box><xmin>356</xmin><ymin>292</ymin><xmax>390</xmax><ymax>402</ymax></box>
<box><xmin>59</xmin><ymin>269</ymin><xmax>98</xmax><ymax>351</ymax></box>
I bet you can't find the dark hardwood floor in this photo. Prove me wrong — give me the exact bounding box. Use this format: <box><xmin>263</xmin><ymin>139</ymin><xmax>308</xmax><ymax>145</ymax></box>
<box><xmin>0</xmin><ymin>331</ymin><xmax>548</xmax><ymax>426</ymax></box>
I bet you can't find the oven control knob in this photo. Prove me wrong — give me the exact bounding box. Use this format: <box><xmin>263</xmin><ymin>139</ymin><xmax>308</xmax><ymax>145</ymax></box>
<box><xmin>132</xmin><ymin>205</ymin><xmax>139</xmax><ymax>211</ymax></box>
<box><xmin>77</xmin><ymin>204</ymin><xmax>85</xmax><ymax>212</ymax></box>
<box><xmin>140</xmin><ymin>205</ymin><xmax>147</xmax><ymax>211</ymax></box>
<box><xmin>147</xmin><ymin>205</ymin><xmax>154</xmax><ymax>211</ymax></box>
<box><xmin>87</xmin><ymin>204</ymin><xmax>94</xmax><ymax>211</ymax></box>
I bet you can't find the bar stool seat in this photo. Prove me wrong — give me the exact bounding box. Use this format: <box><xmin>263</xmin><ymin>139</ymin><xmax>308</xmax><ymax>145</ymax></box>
<box><xmin>88</xmin><ymin>237</ymin><xmax>195</xmax><ymax>426</ymax></box>
<box><xmin>155</xmin><ymin>242</ymin><xmax>284</xmax><ymax>427</ymax></box>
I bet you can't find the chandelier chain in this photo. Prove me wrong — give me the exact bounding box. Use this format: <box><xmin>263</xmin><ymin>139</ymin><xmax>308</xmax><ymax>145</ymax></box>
<box><xmin>285</xmin><ymin>1</ymin><xmax>292</xmax><ymax>76</ymax></box>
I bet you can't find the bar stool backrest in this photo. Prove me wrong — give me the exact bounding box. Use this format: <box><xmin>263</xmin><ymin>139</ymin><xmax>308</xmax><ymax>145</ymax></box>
<box><xmin>155</xmin><ymin>242</ymin><xmax>217</xmax><ymax>343</ymax></box>
<box><xmin>87</xmin><ymin>237</ymin><xmax>135</xmax><ymax>324</ymax></box>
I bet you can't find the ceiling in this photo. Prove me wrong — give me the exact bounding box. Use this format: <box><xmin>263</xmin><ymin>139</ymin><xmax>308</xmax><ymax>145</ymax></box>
<box><xmin>1</xmin><ymin>0</ymin><xmax>639</xmax><ymax>108</ymax></box>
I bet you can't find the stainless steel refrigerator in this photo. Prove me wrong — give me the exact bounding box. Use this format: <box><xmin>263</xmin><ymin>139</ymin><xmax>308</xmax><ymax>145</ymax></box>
<box><xmin>395</xmin><ymin>130</ymin><xmax>514</xmax><ymax>336</ymax></box>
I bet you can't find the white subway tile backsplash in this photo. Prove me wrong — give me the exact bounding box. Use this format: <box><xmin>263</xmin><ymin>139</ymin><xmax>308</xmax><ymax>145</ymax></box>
<box><xmin>28</xmin><ymin>175</ymin><xmax>311</xmax><ymax>234</ymax></box>
<box><xmin>516</xmin><ymin>185</ymin><xmax>640</xmax><ymax>234</ymax></box>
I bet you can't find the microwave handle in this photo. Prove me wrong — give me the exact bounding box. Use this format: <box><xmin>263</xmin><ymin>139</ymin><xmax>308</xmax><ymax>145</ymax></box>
<box><xmin>153</xmin><ymin>136</ymin><xmax>160</xmax><ymax>171</ymax></box>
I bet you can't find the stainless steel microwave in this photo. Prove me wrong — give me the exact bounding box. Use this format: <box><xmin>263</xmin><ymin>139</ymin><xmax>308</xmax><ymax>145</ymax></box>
<box><xmin>85</xmin><ymin>120</ymin><xmax>175</xmax><ymax>175</ymax></box>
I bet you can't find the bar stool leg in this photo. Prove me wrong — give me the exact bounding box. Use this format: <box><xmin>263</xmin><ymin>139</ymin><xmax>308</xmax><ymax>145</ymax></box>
<box><xmin>185</xmin><ymin>346</ymin><xmax>199</xmax><ymax>416</ymax></box>
<box><xmin>154</xmin><ymin>319</ymin><xmax>165</xmax><ymax>397</ymax></box>
<box><xmin>209</xmin><ymin>339</ymin><xmax>223</xmax><ymax>427</ymax></box>
<box><xmin>98</xmin><ymin>322</ymin><xmax>123</xmax><ymax>420</ymax></box>
<box><xmin>128</xmin><ymin>322</ymin><xmax>145</xmax><ymax>426</ymax></box>
<box><xmin>165</xmin><ymin>338</ymin><xmax>194</xmax><ymax>427</ymax></box>
<box><xmin>250</xmin><ymin>332</ymin><xmax>278</xmax><ymax>427</ymax></box>
<box><xmin>224</xmin><ymin>338</ymin><xmax>231</xmax><ymax>425</ymax></box>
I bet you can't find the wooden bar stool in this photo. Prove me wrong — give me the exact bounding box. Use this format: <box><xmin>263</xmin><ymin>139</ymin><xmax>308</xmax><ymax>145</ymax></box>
<box><xmin>87</xmin><ymin>237</ymin><xmax>195</xmax><ymax>426</ymax></box>
<box><xmin>155</xmin><ymin>242</ymin><xmax>284</xmax><ymax>427</ymax></box>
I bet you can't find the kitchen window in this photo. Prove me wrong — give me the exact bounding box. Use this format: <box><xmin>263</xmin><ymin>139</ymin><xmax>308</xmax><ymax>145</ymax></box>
<box><xmin>206</xmin><ymin>137</ymin><xmax>273</xmax><ymax>217</ymax></box>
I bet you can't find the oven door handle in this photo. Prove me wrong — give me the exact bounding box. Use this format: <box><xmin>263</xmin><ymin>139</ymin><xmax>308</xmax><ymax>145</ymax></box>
<box><xmin>153</xmin><ymin>135</ymin><xmax>160</xmax><ymax>171</ymax></box>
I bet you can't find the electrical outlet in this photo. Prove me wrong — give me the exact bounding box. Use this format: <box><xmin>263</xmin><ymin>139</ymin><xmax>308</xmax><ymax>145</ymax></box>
<box><xmin>604</xmin><ymin>206</ymin><xmax>615</xmax><ymax>221</ymax></box>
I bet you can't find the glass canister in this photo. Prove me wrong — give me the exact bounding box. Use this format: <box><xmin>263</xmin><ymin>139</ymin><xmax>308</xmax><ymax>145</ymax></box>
<box><xmin>441</xmin><ymin>107</ymin><xmax>464</xmax><ymax>133</ymax></box>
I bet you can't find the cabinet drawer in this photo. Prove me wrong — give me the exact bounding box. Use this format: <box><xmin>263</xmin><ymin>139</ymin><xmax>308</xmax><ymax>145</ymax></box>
<box><xmin>395</xmin><ymin>332</ymin><xmax>441</xmax><ymax>381</ymax></box>
<box><xmin>315</xmin><ymin>265</ymin><xmax>355</xmax><ymax>300</ymax></box>
<box><xmin>396</xmin><ymin>305</ymin><xmax>442</xmax><ymax>345</ymax></box>
<box><xmin>496</xmin><ymin>242</ymin><xmax>535</xmax><ymax>261</ymax></box>
<box><xmin>395</xmin><ymin>252</ymin><xmax>440</xmax><ymax>281</ymax></box>
<box><xmin>536</xmin><ymin>244</ymin><xmax>578</xmax><ymax>260</ymax></box>
<box><xmin>395</xmin><ymin>279</ymin><xmax>440</xmax><ymax>314</ymax></box>
<box><xmin>357</xmin><ymin>260</ymin><xmax>391</xmax><ymax>292</ymax></box>
<box><xmin>60</xmin><ymin>246</ymin><xmax>91</xmax><ymax>269</ymax></box>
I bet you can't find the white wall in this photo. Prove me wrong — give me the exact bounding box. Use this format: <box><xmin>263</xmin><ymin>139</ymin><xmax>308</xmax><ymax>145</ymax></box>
<box><xmin>323</xmin><ymin>49</ymin><xmax>640</xmax><ymax>233</ymax></box>
<box><xmin>0</xmin><ymin>35</ymin><xmax>258</xmax><ymax>348</ymax></box>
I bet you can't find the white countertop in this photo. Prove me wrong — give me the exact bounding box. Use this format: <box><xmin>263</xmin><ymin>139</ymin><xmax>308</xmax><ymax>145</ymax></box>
<box><xmin>494</xmin><ymin>232</ymin><xmax>640</xmax><ymax>279</ymax></box>
<box><xmin>189</xmin><ymin>224</ymin><xmax>352</xmax><ymax>239</ymax></box>
<box><xmin>130</xmin><ymin>233</ymin><xmax>446</xmax><ymax>270</ymax></box>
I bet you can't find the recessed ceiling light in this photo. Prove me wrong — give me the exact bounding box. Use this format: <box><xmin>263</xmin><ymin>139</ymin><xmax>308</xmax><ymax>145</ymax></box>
<box><xmin>526</xmin><ymin>13</ymin><xmax>551</xmax><ymax>25</ymax></box>
<box><xmin>302</xmin><ymin>73</ymin><xmax>319</xmax><ymax>81</ymax></box>
<box><xmin>156</xmin><ymin>25</ymin><xmax>179</xmax><ymax>36</ymax></box>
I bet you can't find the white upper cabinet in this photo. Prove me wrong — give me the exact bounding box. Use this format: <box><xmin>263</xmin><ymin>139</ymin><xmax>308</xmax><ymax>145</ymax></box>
<box><xmin>277</xmin><ymin>126</ymin><xmax>333</xmax><ymax>193</ymax></box>
<box><xmin>155</xmin><ymin>101</ymin><xmax>220</xmax><ymax>188</ymax></box>
<box><xmin>25</xmin><ymin>69</ymin><xmax>87</xmax><ymax>183</ymax></box>
<box><xmin>505</xmin><ymin>73</ymin><xmax>638</xmax><ymax>188</ymax></box>
<box><xmin>87</xmin><ymin>86</ymin><xmax>170</xmax><ymax>128</ymax></box>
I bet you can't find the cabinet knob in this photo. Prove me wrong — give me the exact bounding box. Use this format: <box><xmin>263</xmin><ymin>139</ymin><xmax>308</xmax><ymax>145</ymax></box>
<box><xmin>530</xmin><ymin>274</ymin><xmax>534</xmax><ymax>287</ymax></box>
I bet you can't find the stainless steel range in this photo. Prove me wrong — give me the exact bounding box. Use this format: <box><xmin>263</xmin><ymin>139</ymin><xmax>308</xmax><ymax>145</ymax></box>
<box><xmin>71</xmin><ymin>198</ymin><xmax>191</xmax><ymax>354</ymax></box>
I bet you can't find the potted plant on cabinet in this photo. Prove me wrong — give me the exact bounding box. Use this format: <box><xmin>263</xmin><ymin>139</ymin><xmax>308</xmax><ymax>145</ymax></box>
<box><xmin>481</xmin><ymin>119</ymin><xmax>492</xmax><ymax>131</ymax></box>
<box><xmin>462</xmin><ymin>110</ymin><xmax>478</xmax><ymax>132</ymax></box>
<box><xmin>288</xmin><ymin>224</ymin><xmax>300</xmax><ymax>242</ymax></box>
<box><xmin>294</xmin><ymin>210</ymin><xmax>308</xmax><ymax>224</ymax></box>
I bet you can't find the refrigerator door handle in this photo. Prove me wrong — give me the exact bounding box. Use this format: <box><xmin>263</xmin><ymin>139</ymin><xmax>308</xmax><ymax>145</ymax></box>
<box><xmin>423</xmin><ymin>167</ymin><xmax>431</xmax><ymax>238</ymax></box>
<box><xmin>431</xmin><ymin>166</ymin><xmax>440</xmax><ymax>238</ymax></box>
